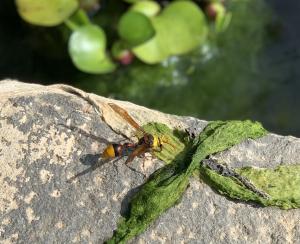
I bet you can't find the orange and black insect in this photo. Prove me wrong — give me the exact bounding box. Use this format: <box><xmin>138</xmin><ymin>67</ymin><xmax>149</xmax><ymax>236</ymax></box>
<box><xmin>101</xmin><ymin>103</ymin><xmax>174</xmax><ymax>165</ymax></box>
<box><xmin>67</xmin><ymin>102</ymin><xmax>174</xmax><ymax>182</ymax></box>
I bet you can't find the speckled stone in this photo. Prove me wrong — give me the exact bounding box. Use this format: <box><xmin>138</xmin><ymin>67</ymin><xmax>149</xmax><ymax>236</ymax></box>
<box><xmin>0</xmin><ymin>80</ymin><xmax>300</xmax><ymax>244</ymax></box>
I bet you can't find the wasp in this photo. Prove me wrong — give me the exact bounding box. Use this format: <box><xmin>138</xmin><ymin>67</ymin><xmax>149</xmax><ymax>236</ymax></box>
<box><xmin>101</xmin><ymin>103</ymin><xmax>174</xmax><ymax>164</ymax></box>
<box><xmin>67</xmin><ymin>103</ymin><xmax>174</xmax><ymax>182</ymax></box>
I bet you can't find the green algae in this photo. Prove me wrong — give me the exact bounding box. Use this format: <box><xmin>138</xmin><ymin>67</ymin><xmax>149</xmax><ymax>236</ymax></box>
<box><xmin>142</xmin><ymin>122</ymin><xmax>189</xmax><ymax>164</ymax></box>
<box><xmin>236</xmin><ymin>165</ymin><xmax>300</xmax><ymax>209</ymax></box>
<box><xmin>107</xmin><ymin>120</ymin><xmax>300</xmax><ymax>243</ymax></box>
<box><xmin>106</xmin><ymin>163</ymin><xmax>190</xmax><ymax>244</ymax></box>
<box><xmin>200</xmin><ymin>164</ymin><xmax>300</xmax><ymax>210</ymax></box>
<box><xmin>200</xmin><ymin>166</ymin><xmax>262</xmax><ymax>202</ymax></box>
<box><xmin>188</xmin><ymin>120</ymin><xmax>268</xmax><ymax>175</ymax></box>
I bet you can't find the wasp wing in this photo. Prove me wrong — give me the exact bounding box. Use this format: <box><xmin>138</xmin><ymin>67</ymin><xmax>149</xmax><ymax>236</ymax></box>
<box><xmin>108</xmin><ymin>103</ymin><xmax>146</xmax><ymax>134</ymax></box>
<box><xmin>125</xmin><ymin>144</ymin><xmax>148</xmax><ymax>164</ymax></box>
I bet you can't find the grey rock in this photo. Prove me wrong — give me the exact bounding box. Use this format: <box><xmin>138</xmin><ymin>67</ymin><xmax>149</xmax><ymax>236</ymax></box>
<box><xmin>0</xmin><ymin>80</ymin><xmax>299</xmax><ymax>244</ymax></box>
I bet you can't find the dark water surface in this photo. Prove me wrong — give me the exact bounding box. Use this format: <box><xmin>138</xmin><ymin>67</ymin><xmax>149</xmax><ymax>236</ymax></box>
<box><xmin>0</xmin><ymin>0</ymin><xmax>299</xmax><ymax>136</ymax></box>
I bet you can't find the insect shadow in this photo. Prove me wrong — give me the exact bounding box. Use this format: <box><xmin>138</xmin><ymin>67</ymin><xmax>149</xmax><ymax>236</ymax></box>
<box><xmin>66</xmin><ymin>155</ymin><xmax>118</xmax><ymax>183</ymax></box>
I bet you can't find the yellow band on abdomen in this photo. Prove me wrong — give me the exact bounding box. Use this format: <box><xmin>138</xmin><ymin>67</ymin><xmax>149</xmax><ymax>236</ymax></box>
<box><xmin>102</xmin><ymin>144</ymin><xmax>116</xmax><ymax>158</ymax></box>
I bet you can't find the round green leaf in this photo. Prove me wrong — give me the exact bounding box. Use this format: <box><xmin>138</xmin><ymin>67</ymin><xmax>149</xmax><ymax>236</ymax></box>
<box><xmin>68</xmin><ymin>25</ymin><xmax>116</xmax><ymax>74</ymax></box>
<box><xmin>131</xmin><ymin>0</ymin><xmax>160</xmax><ymax>17</ymax></box>
<box><xmin>15</xmin><ymin>0</ymin><xmax>78</xmax><ymax>26</ymax></box>
<box><xmin>132</xmin><ymin>17</ymin><xmax>168</xmax><ymax>64</ymax></box>
<box><xmin>161</xmin><ymin>0</ymin><xmax>208</xmax><ymax>54</ymax></box>
<box><xmin>133</xmin><ymin>1</ymin><xmax>208</xmax><ymax>63</ymax></box>
<box><xmin>118</xmin><ymin>11</ymin><xmax>155</xmax><ymax>47</ymax></box>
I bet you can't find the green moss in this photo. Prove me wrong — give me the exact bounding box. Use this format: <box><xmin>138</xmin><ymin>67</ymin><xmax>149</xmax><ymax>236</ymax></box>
<box><xmin>200</xmin><ymin>167</ymin><xmax>262</xmax><ymax>203</ymax></box>
<box><xmin>107</xmin><ymin>120</ymin><xmax>299</xmax><ymax>243</ymax></box>
<box><xmin>142</xmin><ymin>122</ymin><xmax>189</xmax><ymax>163</ymax></box>
<box><xmin>200</xmin><ymin>165</ymin><xmax>300</xmax><ymax>210</ymax></box>
<box><xmin>188</xmin><ymin>120</ymin><xmax>268</xmax><ymax>175</ymax></box>
<box><xmin>237</xmin><ymin>165</ymin><xmax>300</xmax><ymax>209</ymax></box>
<box><xmin>106</xmin><ymin>164</ymin><xmax>190</xmax><ymax>244</ymax></box>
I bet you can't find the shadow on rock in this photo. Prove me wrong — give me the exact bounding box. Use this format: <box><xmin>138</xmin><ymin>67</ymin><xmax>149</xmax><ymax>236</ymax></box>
<box><xmin>120</xmin><ymin>184</ymin><xmax>144</xmax><ymax>217</ymax></box>
<box><xmin>67</xmin><ymin>154</ymin><xmax>111</xmax><ymax>183</ymax></box>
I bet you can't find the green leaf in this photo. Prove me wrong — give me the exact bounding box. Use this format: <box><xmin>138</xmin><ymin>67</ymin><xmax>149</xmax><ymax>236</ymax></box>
<box><xmin>215</xmin><ymin>12</ymin><xmax>232</xmax><ymax>33</ymax></box>
<box><xmin>15</xmin><ymin>0</ymin><xmax>78</xmax><ymax>26</ymax></box>
<box><xmin>161</xmin><ymin>0</ymin><xmax>208</xmax><ymax>54</ymax></box>
<box><xmin>132</xmin><ymin>17</ymin><xmax>169</xmax><ymax>64</ymax></box>
<box><xmin>118</xmin><ymin>11</ymin><xmax>155</xmax><ymax>47</ymax></box>
<box><xmin>68</xmin><ymin>25</ymin><xmax>116</xmax><ymax>74</ymax></box>
<box><xmin>133</xmin><ymin>0</ymin><xmax>208</xmax><ymax>63</ymax></box>
<box><xmin>131</xmin><ymin>0</ymin><xmax>161</xmax><ymax>17</ymax></box>
<box><xmin>64</xmin><ymin>9</ymin><xmax>91</xmax><ymax>31</ymax></box>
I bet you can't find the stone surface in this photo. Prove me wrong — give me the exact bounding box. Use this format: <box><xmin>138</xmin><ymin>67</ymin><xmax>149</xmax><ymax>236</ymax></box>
<box><xmin>0</xmin><ymin>80</ymin><xmax>300</xmax><ymax>243</ymax></box>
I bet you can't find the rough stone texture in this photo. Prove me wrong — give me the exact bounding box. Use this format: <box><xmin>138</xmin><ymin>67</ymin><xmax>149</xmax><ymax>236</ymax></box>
<box><xmin>0</xmin><ymin>80</ymin><xmax>300</xmax><ymax>244</ymax></box>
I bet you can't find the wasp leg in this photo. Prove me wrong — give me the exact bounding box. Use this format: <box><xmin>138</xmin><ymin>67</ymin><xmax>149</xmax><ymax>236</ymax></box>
<box><xmin>139</xmin><ymin>148</ymin><xmax>160</xmax><ymax>174</ymax></box>
<box><xmin>140</xmin><ymin>153</ymin><xmax>150</xmax><ymax>174</ymax></box>
<box><xmin>125</xmin><ymin>155</ymin><xmax>147</xmax><ymax>179</ymax></box>
<box><xmin>124</xmin><ymin>163</ymin><xmax>146</xmax><ymax>179</ymax></box>
<box><xmin>141</xmin><ymin>147</ymin><xmax>161</xmax><ymax>170</ymax></box>
<box><xmin>141</xmin><ymin>152</ymin><xmax>153</xmax><ymax>160</ymax></box>
<box><xmin>141</xmin><ymin>156</ymin><xmax>154</xmax><ymax>175</ymax></box>
<box><xmin>112</xmin><ymin>157</ymin><xmax>120</xmax><ymax>175</ymax></box>
<box><xmin>124</xmin><ymin>145</ymin><xmax>148</xmax><ymax>179</ymax></box>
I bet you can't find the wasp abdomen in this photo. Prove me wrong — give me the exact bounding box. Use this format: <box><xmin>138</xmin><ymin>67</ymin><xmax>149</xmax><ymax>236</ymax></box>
<box><xmin>102</xmin><ymin>144</ymin><xmax>117</xmax><ymax>158</ymax></box>
<box><xmin>102</xmin><ymin>143</ymin><xmax>136</xmax><ymax>159</ymax></box>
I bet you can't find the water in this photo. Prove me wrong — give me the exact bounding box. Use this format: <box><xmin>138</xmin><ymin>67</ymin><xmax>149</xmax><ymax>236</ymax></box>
<box><xmin>0</xmin><ymin>0</ymin><xmax>299</xmax><ymax>136</ymax></box>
